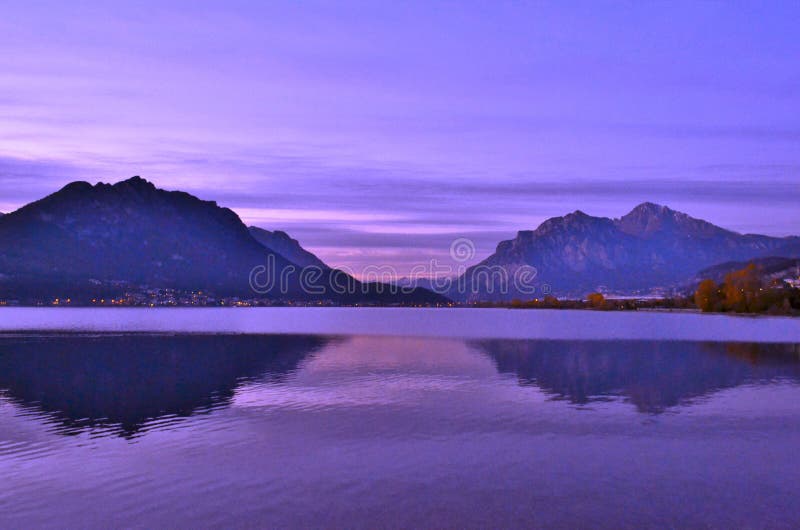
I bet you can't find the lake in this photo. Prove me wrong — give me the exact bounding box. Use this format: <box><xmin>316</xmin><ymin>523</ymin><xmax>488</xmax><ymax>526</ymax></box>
<box><xmin>1</xmin><ymin>309</ymin><xmax>799</xmax><ymax>528</ymax></box>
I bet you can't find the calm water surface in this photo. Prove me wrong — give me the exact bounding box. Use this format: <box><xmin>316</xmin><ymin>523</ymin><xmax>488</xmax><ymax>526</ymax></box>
<box><xmin>1</xmin><ymin>310</ymin><xmax>800</xmax><ymax>528</ymax></box>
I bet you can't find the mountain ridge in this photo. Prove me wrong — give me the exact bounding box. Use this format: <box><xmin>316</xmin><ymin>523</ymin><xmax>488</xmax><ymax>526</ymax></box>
<box><xmin>454</xmin><ymin>202</ymin><xmax>800</xmax><ymax>300</ymax></box>
<box><xmin>2</xmin><ymin>181</ymin><xmax>796</xmax><ymax>304</ymax></box>
<box><xmin>0</xmin><ymin>176</ymin><xmax>296</xmax><ymax>298</ymax></box>
<box><xmin>0</xmin><ymin>177</ymin><xmax>446</xmax><ymax>305</ymax></box>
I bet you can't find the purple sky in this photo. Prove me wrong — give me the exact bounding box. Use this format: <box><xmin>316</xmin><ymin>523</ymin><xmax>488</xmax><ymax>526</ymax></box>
<box><xmin>1</xmin><ymin>1</ymin><xmax>799</xmax><ymax>274</ymax></box>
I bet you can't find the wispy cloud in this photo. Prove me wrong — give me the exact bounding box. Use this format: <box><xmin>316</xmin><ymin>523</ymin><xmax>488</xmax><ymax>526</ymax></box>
<box><xmin>1</xmin><ymin>2</ymin><xmax>799</xmax><ymax>269</ymax></box>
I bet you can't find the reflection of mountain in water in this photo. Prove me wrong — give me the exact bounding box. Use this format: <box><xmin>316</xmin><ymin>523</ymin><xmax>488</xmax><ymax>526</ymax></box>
<box><xmin>0</xmin><ymin>334</ymin><xmax>328</xmax><ymax>437</ymax></box>
<box><xmin>475</xmin><ymin>340</ymin><xmax>800</xmax><ymax>413</ymax></box>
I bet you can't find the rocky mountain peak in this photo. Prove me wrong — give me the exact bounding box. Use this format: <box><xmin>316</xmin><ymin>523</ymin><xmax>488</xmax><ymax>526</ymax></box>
<box><xmin>533</xmin><ymin>209</ymin><xmax>612</xmax><ymax>237</ymax></box>
<box><xmin>614</xmin><ymin>201</ymin><xmax>725</xmax><ymax>239</ymax></box>
<box><xmin>113</xmin><ymin>175</ymin><xmax>157</xmax><ymax>192</ymax></box>
<box><xmin>628</xmin><ymin>201</ymin><xmax>671</xmax><ymax>215</ymax></box>
<box><xmin>616</xmin><ymin>202</ymin><xmax>675</xmax><ymax>236</ymax></box>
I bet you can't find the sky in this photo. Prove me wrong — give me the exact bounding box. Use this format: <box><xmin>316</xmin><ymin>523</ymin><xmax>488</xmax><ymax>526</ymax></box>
<box><xmin>1</xmin><ymin>1</ymin><xmax>799</xmax><ymax>274</ymax></box>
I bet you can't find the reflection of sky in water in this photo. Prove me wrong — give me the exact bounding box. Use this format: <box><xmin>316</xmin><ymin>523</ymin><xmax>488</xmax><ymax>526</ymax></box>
<box><xmin>1</xmin><ymin>334</ymin><xmax>800</xmax><ymax>528</ymax></box>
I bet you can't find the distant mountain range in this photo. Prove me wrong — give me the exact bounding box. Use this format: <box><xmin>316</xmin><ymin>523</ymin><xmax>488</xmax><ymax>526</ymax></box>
<box><xmin>452</xmin><ymin>202</ymin><xmax>800</xmax><ymax>300</ymax></box>
<box><xmin>0</xmin><ymin>177</ymin><xmax>444</xmax><ymax>305</ymax></box>
<box><xmin>1</xmin><ymin>178</ymin><xmax>797</xmax><ymax>304</ymax></box>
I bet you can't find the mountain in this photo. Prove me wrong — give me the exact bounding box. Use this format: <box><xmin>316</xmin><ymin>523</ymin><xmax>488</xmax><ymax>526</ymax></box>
<box><xmin>0</xmin><ymin>177</ymin><xmax>446</xmax><ymax>305</ymax></box>
<box><xmin>453</xmin><ymin>202</ymin><xmax>800</xmax><ymax>301</ymax></box>
<box><xmin>0</xmin><ymin>176</ymin><xmax>276</xmax><ymax>297</ymax></box>
<box><xmin>248</xmin><ymin>227</ymin><xmax>328</xmax><ymax>269</ymax></box>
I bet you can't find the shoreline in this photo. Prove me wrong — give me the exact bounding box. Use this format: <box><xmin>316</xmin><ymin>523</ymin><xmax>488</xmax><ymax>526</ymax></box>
<box><xmin>1</xmin><ymin>304</ymin><xmax>794</xmax><ymax>318</ymax></box>
<box><xmin>0</xmin><ymin>306</ymin><xmax>798</xmax><ymax>342</ymax></box>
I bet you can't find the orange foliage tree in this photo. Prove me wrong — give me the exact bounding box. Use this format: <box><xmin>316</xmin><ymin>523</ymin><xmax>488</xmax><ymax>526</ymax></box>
<box><xmin>694</xmin><ymin>263</ymin><xmax>769</xmax><ymax>313</ymax></box>
<box><xmin>694</xmin><ymin>279</ymin><xmax>720</xmax><ymax>312</ymax></box>
<box><xmin>586</xmin><ymin>292</ymin><xmax>606</xmax><ymax>309</ymax></box>
<box><xmin>722</xmin><ymin>263</ymin><xmax>762</xmax><ymax>312</ymax></box>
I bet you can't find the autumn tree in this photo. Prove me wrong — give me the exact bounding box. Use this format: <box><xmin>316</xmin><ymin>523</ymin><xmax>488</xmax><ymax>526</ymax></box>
<box><xmin>586</xmin><ymin>292</ymin><xmax>605</xmax><ymax>309</ymax></box>
<box><xmin>543</xmin><ymin>295</ymin><xmax>560</xmax><ymax>308</ymax></box>
<box><xmin>722</xmin><ymin>263</ymin><xmax>762</xmax><ymax>312</ymax></box>
<box><xmin>694</xmin><ymin>279</ymin><xmax>720</xmax><ymax>312</ymax></box>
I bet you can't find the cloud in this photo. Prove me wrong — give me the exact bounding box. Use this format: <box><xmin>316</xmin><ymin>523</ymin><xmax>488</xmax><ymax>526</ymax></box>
<box><xmin>1</xmin><ymin>150</ymin><xmax>797</xmax><ymax>266</ymax></box>
<box><xmin>1</xmin><ymin>1</ymin><xmax>799</xmax><ymax>270</ymax></box>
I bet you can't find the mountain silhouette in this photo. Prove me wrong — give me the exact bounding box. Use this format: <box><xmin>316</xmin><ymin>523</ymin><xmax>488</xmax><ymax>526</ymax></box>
<box><xmin>0</xmin><ymin>177</ymin><xmax>446</xmax><ymax>304</ymax></box>
<box><xmin>454</xmin><ymin>202</ymin><xmax>800</xmax><ymax>300</ymax></box>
